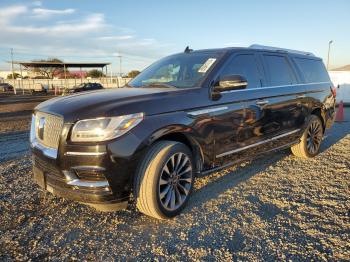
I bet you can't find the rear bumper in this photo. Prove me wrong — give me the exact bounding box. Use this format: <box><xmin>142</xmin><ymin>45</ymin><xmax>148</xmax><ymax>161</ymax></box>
<box><xmin>325</xmin><ymin>104</ymin><xmax>336</xmax><ymax>129</ymax></box>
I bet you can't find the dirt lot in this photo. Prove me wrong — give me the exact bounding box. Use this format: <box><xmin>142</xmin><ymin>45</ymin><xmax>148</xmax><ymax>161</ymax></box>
<box><xmin>0</xmin><ymin>95</ymin><xmax>349</xmax><ymax>261</ymax></box>
<box><xmin>0</xmin><ymin>93</ymin><xmax>55</xmax><ymax>134</ymax></box>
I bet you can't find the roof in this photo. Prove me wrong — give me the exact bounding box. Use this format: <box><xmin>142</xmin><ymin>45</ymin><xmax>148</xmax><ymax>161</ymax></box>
<box><xmin>189</xmin><ymin>45</ymin><xmax>316</xmax><ymax>57</ymax></box>
<box><xmin>249</xmin><ymin>44</ymin><xmax>315</xmax><ymax>56</ymax></box>
<box><xmin>11</xmin><ymin>61</ymin><xmax>110</xmax><ymax>68</ymax></box>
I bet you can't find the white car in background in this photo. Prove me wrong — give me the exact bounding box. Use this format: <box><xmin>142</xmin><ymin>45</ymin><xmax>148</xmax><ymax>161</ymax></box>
<box><xmin>31</xmin><ymin>83</ymin><xmax>48</xmax><ymax>94</ymax></box>
<box><xmin>329</xmin><ymin>71</ymin><xmax>350</xmax><ymax>105</ymax></box>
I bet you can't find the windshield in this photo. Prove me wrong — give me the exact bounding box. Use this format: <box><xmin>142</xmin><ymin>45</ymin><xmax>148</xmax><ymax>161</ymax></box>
<box><xmin>129</xmin><ymin>52</ymin><xmax>222</xmax><ymax>88</ymax></box>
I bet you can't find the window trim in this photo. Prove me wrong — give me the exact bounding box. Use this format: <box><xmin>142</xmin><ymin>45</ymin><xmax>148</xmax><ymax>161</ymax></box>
<box><xmin>212</xmin><ymin>51</ymin><xmax>264</xmax><ymax>90</ymax></box>
<box><xmin>218</xmin><ymin>81</ymin><xmax>330</xmax><ymax>94</ymax></box>
<box><xmin>260</xmin><ymin>53</ymin><xmax>299</xmax><ymax>87</ymax></box>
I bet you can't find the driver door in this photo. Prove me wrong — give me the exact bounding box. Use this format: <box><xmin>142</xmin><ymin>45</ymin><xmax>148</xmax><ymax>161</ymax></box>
<box><xmin>211</xmin><ymin>52</ymin><xmax>265</xmax><ymax>164</ymax></box>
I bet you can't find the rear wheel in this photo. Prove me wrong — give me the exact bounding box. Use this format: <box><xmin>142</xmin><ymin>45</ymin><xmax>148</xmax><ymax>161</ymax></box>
<box><xmin>291</xmin><ymin>115</ymin><xmax>324</xmax><ymax>158</ymax></box>
<box><xmin>134</xmin><ymin>141</ymin><xmax>194</xmax><ymax>219</ymax></box>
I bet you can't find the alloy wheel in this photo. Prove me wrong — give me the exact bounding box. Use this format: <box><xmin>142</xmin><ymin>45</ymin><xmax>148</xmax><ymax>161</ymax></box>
<box><xmin>158</xmin><ymin>152</ymin><xmax>193</xmax><ymax>211</ymax></box>
<box><xmin>306</xmin><ymin>120</ymin><xmax>323</xmax><ymax>155</ymax></box>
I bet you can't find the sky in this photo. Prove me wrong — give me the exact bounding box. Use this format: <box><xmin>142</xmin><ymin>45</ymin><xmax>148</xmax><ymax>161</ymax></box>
<box><xmin>0</xmin><ymin>0</ymin><xmax>349</xmax><ymax>74</ymax></box>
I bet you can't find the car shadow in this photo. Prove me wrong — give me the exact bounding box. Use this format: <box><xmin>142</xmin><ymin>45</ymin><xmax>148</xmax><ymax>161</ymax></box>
<box><xmin>185</xmin><ymin>150</ymin><xmax>289</xmax><ymax>213</ymax></box>
<box><xmin>321</xmin><ymin>120</ymin><xmax>350</xmax><ymax>153</ymax></box>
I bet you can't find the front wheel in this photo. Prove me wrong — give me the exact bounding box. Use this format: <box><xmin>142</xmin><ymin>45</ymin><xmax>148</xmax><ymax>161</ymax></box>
<box><xmin>134</xmin><ymin>141</ymin><xmax>194</xmax><ymax>219</ymax></box>
<box><xmin>291</xmin><ymin>115</ymin><xmax>324</xmax><ymax>158</ymax></box>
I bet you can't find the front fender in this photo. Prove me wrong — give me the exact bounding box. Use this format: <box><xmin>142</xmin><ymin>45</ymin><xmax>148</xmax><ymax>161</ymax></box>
<box><xmin>131</xmin><ymin>112</ymin><xmax>212</xmax><ymax>171</ymax></box>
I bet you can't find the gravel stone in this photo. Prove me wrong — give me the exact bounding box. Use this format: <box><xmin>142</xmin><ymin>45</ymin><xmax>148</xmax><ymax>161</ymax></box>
<box><xmin>0</xmin><ymin>96</ymin><xmax>349</xmax><ymax>260</ymax></box>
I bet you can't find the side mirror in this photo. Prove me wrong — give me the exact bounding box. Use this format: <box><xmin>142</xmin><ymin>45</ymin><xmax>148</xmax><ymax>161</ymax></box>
<box><xmin>214</xmin><ymin>75</ymin><xmax>248</xmax><ymax>92</ymax></box>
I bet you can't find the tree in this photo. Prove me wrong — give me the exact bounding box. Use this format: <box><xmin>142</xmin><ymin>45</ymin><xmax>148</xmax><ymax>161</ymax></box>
<box><xmin>128</xmin><ymin>70</ymin><xmax>141</xmax><ymax>78</ymax></box>
<box><xmin>86</xmin><ymin>69</ymin><xmax>105</xmax><ymax>78</ymax></box>
<box><xmin>7</xmin><ymin>73</ymin><xmax>21</xmax><ymax>79</ymax></box>
<box><xmin>32</xmin><ymin>58</ymin><xmax>64</xmax><ymax>79</ymax></box>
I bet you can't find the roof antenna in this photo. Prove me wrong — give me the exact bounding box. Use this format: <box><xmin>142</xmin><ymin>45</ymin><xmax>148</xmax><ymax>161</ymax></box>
<box><xmin>184</xmin><ymin>46</ymin><xmax>193</xmax><ymax>53</ymax></box>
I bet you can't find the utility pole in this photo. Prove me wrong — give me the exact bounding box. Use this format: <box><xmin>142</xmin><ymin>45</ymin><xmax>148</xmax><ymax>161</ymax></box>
<box><xmin>110</xmin><ymin>64</ymin><xmax>113</xmax><ymax>86</ymax></box>
<box><xmin>10</xmin><ymin>48</ymin><xmax>16</xmax><ymax>94</ymax></box>
<box><xmin>116</xmin><ymin>52</ymin><xmax>122</xmax><ymax>77</ymax></box>
<box><xmin>327</xmin><ymin>40</ymin><xmax>333</xmax><ymax>70</ymax></box>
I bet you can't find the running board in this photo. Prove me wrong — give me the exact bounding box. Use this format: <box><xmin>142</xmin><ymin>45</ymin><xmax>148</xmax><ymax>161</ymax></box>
<box><xmin>198</xmin><ymin>140</ymin><xmax>298</xmax><ymax>177</ymax></box>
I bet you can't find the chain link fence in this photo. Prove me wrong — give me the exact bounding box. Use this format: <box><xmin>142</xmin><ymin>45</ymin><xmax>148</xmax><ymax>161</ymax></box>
<box><xmin>1</xmin><ymin>77</ymin><xmax>132</xmax><ymax>93</ymax></box>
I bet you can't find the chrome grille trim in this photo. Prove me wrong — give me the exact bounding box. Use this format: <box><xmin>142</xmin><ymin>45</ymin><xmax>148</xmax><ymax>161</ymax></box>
<box><xmin>31</xmin><ymin>139</ymin><xmax>58</xmax><ymax>159</ymax></box>
<box><xmin>35</xmin><ymin>112</ymin><xmax>63</xmax><ymax>150</ymax></box>
<box><xmin>30</xmin><ymin>112</ymin><xmax>63</xmax><ymax>159</ymax></box>
<box><xmin>65</xmin><ymin>151</ymin><xmax>107</xmax><ymax>156</ymax></box>
<box><xmin>63</xmin><ymin>171</ymin><xmax>110</xmax><ymax>188</ymax></box>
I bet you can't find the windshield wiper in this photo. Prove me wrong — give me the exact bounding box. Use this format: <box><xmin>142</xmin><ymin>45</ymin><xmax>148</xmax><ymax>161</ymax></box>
<box><xmin>143</xmin><ymin>82</ymin><xmax>176</xmax><ymax>88</ymax></box>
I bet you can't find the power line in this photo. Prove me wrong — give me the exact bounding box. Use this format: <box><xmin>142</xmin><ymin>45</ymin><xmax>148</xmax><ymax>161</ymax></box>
<box><xmin>0</xmin><ymin>49</ymin><xmax>157</xmax><ymax>62</ymax></box>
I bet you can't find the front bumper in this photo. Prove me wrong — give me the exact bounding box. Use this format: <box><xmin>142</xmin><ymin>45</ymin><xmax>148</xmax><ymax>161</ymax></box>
<box><xmin>30</xmin><ymin>111</ymin><xmax>147</xmax><ymax>208</ymax></box>
<box><xmin>31</xmin><ymin>146</ymin><xmax>132</xmax><ymax>207</ymax></box>
<box><xmin>32</xmin><ymin>152</ymin><xmax>122</xmax><ymax>204</ymax></box>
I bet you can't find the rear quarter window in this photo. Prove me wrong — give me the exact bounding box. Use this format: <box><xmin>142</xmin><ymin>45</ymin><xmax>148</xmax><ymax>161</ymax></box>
<box><xmin>294</xmin><ymin>58</ymin><xmax>330</xmax><ymax>83</ymax></box>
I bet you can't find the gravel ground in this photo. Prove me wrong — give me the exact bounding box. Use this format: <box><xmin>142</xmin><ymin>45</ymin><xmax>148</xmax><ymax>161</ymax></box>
<box><xmin>0</xmin><ymin>131</ymin><xmax>29</xmax><ymax>163</ymax></box>
<box><xmin>0</xmin><ymin>104</ymin><xmax>349</xmax><ymax>260</ymax></box>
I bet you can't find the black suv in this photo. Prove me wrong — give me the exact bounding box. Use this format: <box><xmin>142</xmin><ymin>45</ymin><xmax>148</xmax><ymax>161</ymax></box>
<box><xmin>30</xmin><ymin>45</ymin><xmax>336</xmax><ymax>219</ymax></box>
<box><xmin>68</xmin><ymin>82</ymin><xmax>104</xmax><ymax>93</ymax></box>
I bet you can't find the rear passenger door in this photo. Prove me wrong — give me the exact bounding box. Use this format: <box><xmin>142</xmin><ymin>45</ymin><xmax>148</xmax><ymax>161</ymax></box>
<box><xmin>217</xmin><ymin>52</ymin><xmax>305</xmax><ymax>157</ymax></box>
<box><xmin>243</xmin><ymin>53</ymin><xmax>307</xmax><ymax>147</ymax></box>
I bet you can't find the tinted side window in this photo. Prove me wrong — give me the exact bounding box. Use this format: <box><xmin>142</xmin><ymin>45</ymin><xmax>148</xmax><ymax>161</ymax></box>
<box><xmin>263</xmin><ymin>55</ymin><xmax>297</xmax><ymax>86</ymax></box>
<box><xmin>220</xmin><ymin>54</ymin><xmax>261</xmax><ymax>88</ymax></box>
<box><xmin>294</xmin><ymin>58</ymin><xmax>330</xmax><ymax>83</ymax></box>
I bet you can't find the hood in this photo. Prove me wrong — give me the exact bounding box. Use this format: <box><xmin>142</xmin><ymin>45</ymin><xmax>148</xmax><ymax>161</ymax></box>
<box><xmin>35</xmin><ymin>87</ymin><xmax>206</xmax><ymax>122</ymax></box>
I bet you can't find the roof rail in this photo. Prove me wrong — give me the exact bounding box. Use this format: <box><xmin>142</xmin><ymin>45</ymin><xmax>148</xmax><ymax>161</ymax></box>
<box><xmin>249</xmin><ymin>44</ymin><xmax>315</xmax><ymax>56</ymax></box>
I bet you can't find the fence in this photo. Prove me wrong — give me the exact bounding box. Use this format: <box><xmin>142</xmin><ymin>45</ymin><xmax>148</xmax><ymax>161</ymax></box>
<box><xmin>1</xmin><ymin>77</ymin><xmax>132</xmax><ymax>91</ymax></box>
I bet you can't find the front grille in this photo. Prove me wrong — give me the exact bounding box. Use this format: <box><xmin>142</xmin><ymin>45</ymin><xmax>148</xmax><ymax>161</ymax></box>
<box><xmin>35</xmin><ymin>112</ymin><xmax>64</xmax><ymax>149</ymax></box>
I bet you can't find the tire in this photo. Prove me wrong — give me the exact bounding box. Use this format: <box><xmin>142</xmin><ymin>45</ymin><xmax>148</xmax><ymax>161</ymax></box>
<box><xmin>291</xmin><ymin>115</ymin><xmax>324</xmax><ymax>158</ymax></box>
<box><xmin>134</xmin><ymin>141</ymin><xmax>195</xmax><ymax>219</ymax></box>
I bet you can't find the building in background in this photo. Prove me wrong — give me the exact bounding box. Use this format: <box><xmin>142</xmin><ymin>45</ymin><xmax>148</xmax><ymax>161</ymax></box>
<box><xmin>329</xmin><ymin>65</ymin><xmax>350</xmax><ymax>105</ymax></box>
<box><xmin>0</xmin><ymin>71</ymin><xmax>28</xmax><ymax>79</ymax></box>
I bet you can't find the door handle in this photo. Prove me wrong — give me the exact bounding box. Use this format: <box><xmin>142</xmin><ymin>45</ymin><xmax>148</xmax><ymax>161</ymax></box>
<box><xmin>296</xmin><ymin>94</ymin><xmax>306</xmax><ymax>98</ymax></box>
<box><xmin>256</xmin><ymin>100</ymin><xmax>269</xmax><ymax>106</ymax></box>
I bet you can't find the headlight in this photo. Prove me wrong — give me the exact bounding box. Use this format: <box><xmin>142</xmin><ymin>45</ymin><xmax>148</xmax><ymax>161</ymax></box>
<box><xmin>71</xmin><ymin>112</ymin><xmax>144</xmax><ymax>142</ymax></box>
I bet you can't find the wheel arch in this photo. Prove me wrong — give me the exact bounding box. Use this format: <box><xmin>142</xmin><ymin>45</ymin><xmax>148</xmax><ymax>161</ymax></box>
<box><xmin>310</xmin><ymin>107</ymin><xmax>325</xmax><ymax>130</ymax></box>
<box><xmin>145</xmin><ymin>125</ymin><xmax>205</xmax><ymax>174</ymax></box>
